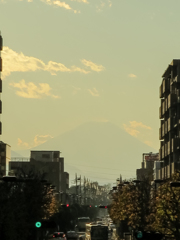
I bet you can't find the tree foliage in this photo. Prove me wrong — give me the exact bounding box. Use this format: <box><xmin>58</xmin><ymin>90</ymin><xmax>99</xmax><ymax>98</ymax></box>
<box><xmin>0</xmin><ymin>170</ymin><xmax>58</xmax><ymax>240</ymax></box>
<box><xmin>109</xmin><ymin>178</ymin><xmax>153</xmax><ymax>230</ymax></box>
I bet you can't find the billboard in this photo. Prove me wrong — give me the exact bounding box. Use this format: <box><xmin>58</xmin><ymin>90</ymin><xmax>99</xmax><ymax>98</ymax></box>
<box><xmin>144</xmin><ymin>153</ymin><xmax>159</xmax><ymax>161</ymax></box>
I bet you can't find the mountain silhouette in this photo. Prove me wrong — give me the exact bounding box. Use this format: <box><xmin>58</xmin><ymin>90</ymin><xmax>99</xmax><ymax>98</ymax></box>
<box><xmin>26</xmin><ymin>121</ymin><xmax>157</xmax><ymax>184</ymax></box>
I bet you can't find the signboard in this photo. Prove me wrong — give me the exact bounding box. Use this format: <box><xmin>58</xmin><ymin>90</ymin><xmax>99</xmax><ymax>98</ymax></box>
<box><xmin>144</xmin><ymin>153</ymin><xmax>159</xmax><ymax>161</ymax></box>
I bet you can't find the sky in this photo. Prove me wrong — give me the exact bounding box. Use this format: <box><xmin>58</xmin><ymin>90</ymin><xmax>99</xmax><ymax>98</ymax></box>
<box><xmin>1</xmin><ymin>1</ymin><xmax>180</xmax><ymax>165</ymax></box>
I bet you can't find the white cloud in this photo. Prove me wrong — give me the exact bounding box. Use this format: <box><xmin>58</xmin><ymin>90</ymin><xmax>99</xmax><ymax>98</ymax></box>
<box><xmin>81</xmin><ymin>59</ymin><xmax>105</xmax><ymax>72</ymax></box>
<box><xmin>88</xmin><ymin>87</ymin><xmax>99</xmax><ymax>97</ymax></box>
<box><xmin>1</xmin><ymin>47</ymin><xmax>89</xmax><ymax>78</ymax></box>
<box><xmin>17</xmin><ymin>138</ymin><xmax>30</xmax><ymax>148</ymax></box>
<box><xmin>34</xmin><ymin>134</ymin><xmax>53</xmax><ymax>146</ymax></box>
<box><xmin>123</xmin><ymin>121</ymin><xmax>152</xmax><ymax>137</ymax></box>
<box><xmin>41</xmin><ymin>0</ymin><xmax>78</xmax><ymax>13</ymax></box>
<box><xmin>128</xmin><ymin>73</ymin><xmax>137</xmax><ymax>78</ymax></box>
<box><xmin>71</xmin><ymin>0</ymin><xmax>88</xmax><ymax>3</ymax></box>
<box><xmin>9</xmin><ymin>79</ymin><xmax>60</xmax><ymax>99</ymax></box>
<box><xmin>17</xmin><ymin>135</ymin><xmax>53</xmax><ymax>149</ymax></box>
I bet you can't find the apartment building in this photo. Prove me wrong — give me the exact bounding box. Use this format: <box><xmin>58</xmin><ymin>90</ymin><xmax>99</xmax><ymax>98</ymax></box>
<box><xmin>9</xmin><ymin>150</ymin><xmax>69</xmax><ymax>202</ymax></box>
<box><xmin>0</xmin><ymin>33</ymin><xmax>2</xmax><ymax>135</ymax></box>
<box><xmin>159</xmin><ymin>59</ymin><xmax>180</xmax><ymax>179</ymax></box>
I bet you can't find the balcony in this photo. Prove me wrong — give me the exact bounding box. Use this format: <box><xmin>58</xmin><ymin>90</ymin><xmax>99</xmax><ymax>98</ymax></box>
<box><xmin>168</xmin><ymin>141</ymin><xmax>171</xmax><ymax>155</ymax></box>
<box><xmin>165</xmin><ymin>120</ymin><xmax>168</xmax><ymax>135</ymax></box>
<box><xmin>0</xmin><ymin>78</ymin><xmax>2</xmax><ymax>93</ymax></box>
<box><xmin>159</xmin><ymin>127</ymin><xmax>163</xmax><ymax>140</ymax></box>
<box><xmin>0</xmin><ymin>35</ymin><xmax>2</xmax><ymax>51</ymax></box>
<box><xmin>159</xmin><ymin>84</ymin><xmax>163</xmax><ymax>98</ymax></box>
<box><xmin>159</xmin><ymin>106</ymin><xmax>163</xmax><ymax>119</ymax></box>
<box><xmin>171</xmin><ymin>138</ymin><xmax>180</xmax><ymax>152</ymax></box>
<box><xmin>165</xmin><ymin>143</ymin><xmax>168</xmax><ymax>157</ymax></box>
<box><xmin>167</xmin><ymin>165</ymin><xmax>171</xmax><ymax>178</ymax></box>
<box><xmin>159</xmin><ymin>148</ymin><xmax>162</xmax><ymax>161</ymax></box>
<box><xmin>171</xmin><ymin>162</ymin><xmax>180</xmax><ymax>174</ymax></box>
<box><xmin>168</xmin><ymin>93</ymin><xmax>176</xmax><ymax>108</ymax></box>
<box><xmin>0</xmin><ymin>100</ymin><xmax>2</xmax><ymax>114</ymax></box>
<box><xmin>165</xmin><ymin>98</ymin><xmax>168</xmax><ymax>112</ymax></box>
<box><xmin>168</xmin><ymin>117</ymin><xmax>172</xmax><ymax>132</ymax></box>
<box><xmin>162</xmin><ymin>101</ymin><xmax>165</xmax><ymax>115</ymax></box>
<box><xmin>162</xmin><ymin>123</ymin><xmax>165</xmax><ymax>137</ymax></box>
<box><xmin>162</xmin><ymin>145</ymin><xmax>165</xmax><ymax>159</ymax></box>
<box><xmin>162</xmin><ymin>167</ymin><xmax>165</xmax><ymax>179</ymax></box>
<box><xmin>163</xmin><ymin>79</ymin><xmax>170</xmax><ymax>94</ymax></box>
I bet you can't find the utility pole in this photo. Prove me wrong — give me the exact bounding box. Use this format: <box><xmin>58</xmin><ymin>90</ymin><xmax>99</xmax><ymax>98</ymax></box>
<box><xmin>79</xmin><ymin>175</ymin><xmax>81</xmax><ymax>205</ymax></box>
<box><xmin>84</xmin><ymin>176</ymin><xmax>86</xmax><ymax>205</ymax></box>
<box><xmin>75</xmin><ymin>173</ymin><xmax>78</xmax><ymax>203</ymax></box>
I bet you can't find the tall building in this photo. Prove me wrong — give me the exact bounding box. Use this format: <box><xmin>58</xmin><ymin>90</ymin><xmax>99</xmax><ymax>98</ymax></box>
<box><xmin>0</xmin><ymin>141</ymin><xmax>11</xmax><ymax>176</ymax></box>
<box><xmin>136</xmin><ymin>152</ymin><xmax>159</xmax><ymax>180</ymax></box>
<box><xmin>159</xmin><ymin>59</ymin><xmax>180</xmax><ymax>179</ymax></box>
<box><xmin>0</xmin><ymin>33</ymin><xmax>2</xmax><ymax>135</ymax></box>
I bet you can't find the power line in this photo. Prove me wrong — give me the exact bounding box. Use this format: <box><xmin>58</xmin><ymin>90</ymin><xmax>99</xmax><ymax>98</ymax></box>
<box><xmin>69</xmin><ymin>163</ymin><xmax>135</xmax><ymax>173</ymax></box>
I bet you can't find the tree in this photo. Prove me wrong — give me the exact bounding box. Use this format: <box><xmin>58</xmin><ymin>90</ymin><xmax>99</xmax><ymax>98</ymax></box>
<box><xmin>150</xmin><ymin>171</ymin><xmax>180</xmax><ymax>240</ymax></box>
<box><xmin>109</xmin><ymin>178</ymin><xmax>153</xmax><ymax>231</ymax></box>
<box><xmin>0</xmin><ymin>169</ymin><xmax>58</xmax><ymax>240</ymax></box>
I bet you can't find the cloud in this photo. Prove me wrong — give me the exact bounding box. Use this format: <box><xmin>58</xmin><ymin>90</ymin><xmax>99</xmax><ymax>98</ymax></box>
<box><xmin>88</xmin><ymin>87</ymin><xmax>99</xmax><ymax>97</ymax></box>
<box><xmin>123</xmin><ymin>121</ymin><xmax>152</xmax><ymax>137</ymax></box>
<box><xmin>17</xmin><ymin>134</ymin><xmax>53</xmax><ymax>149</ymax></box>
<box><xmin>71</xmin><ymin>0</ymin><xmax>88</xmax><ymax>3</ymax></box>
<box><xmin>81</xmin><ymin>59</ymin><xmax>105</xmax><ymax>72</ymax></box>
<box><xmin>34</xmin><ymin>134</ymin><xmax>53</xmax><ymax>147</ymax></box>
<box><xmin>71</xmin><ymin>85</ymin><xmax>81</xmax><ymax>95</ymax></box>
<box><xmin>41</xmin><ymin>0</ymin><xmax>78</xmax><ymax>13</ymax></box>
<box><xmin>2</xmin><ymin>47</ymin><xmax>89</xmax><ymax>79</ymax></box>
<box><xmin>17</xmin><ymin>138</ymin><xmax>30</xmax><ymax>148</ymax></box>
<box><xmin>96</xmin><ymin>0</ymin><xmax>112</xmax><ymax>12</ymax></box>
<box><xmin>128</xmin><ymin>74</ymin><xmax>137</xmax><ymax>78</ymax></box>
<box><xmin>144</xmin><ymin>140</ymin><xmax>152</xmax><ymax>147</ymax></box>
<box><xmin>9</xmin><ymin>79</ymin><xmax>60</xmax><ymax>99</ymax></box>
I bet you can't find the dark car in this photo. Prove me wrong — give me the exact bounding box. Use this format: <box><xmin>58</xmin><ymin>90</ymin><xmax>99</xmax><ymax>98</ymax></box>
<box><xmin>49</xmin><ymin>232</ymin><xmax>67</xmax><ymax>240</ymax></box>
<box><xmin>66</xmin><ymin>231</ymin><xmax>79</xmax><ymax>240</ymax></box>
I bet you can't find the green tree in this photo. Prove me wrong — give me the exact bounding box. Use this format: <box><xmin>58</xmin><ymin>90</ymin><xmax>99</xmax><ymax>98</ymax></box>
<box><xmin>151</xmin><ymin>171</ymin><xmax>180</xmax><ymax>240</ymax></box>
<box><xmin>109</xmin><ymin>178</ymin><xmax>153</xmax><ymax>231</ymax></box>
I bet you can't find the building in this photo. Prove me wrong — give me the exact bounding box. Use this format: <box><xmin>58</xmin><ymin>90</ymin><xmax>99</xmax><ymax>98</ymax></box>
<box><xmin>159</xmin><ymin>60</ymin><xmax>180</xmax><ymax>179</ymax></box>
<box><xmin>9</xmin><ymin>150</ymin><xmax>69</xmax><ymax>202</ymax></box>
<box><xmin>136</xmin><ymin>152</ymin><xmax>159</xmax><ymax>181</ymax></box>
<box><xmin>0</xmin><ymin>141</ymin><xmax>11</xmax><ymax>176</ymax></box>
<box><xmin>0</xmin><ymin>33</ymin><xmax>2</xmax><ymax>135</ymax></box>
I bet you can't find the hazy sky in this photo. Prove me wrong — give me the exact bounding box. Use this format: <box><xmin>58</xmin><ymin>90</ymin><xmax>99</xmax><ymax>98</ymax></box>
<box><xmin>1</xmin><ymin>0</ymin><xmax>180</xmax><ymax>154</ymax></box>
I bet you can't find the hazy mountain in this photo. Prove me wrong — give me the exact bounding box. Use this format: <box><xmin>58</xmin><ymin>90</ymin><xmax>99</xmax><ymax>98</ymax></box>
<box><xmin>25</xmin><ymin>121</ymin><xmax>157</xmax><ymax>184</ymax></box>
<box><xmin>11</xmin><ymin>150</ymin><xmax>23</xmax><ymax>158</ymax></box>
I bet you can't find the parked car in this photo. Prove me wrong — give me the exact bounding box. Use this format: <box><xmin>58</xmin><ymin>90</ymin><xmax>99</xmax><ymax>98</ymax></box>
<box><xmin>49</xmin><ymin>232</ymin><xmax>66</xmax><ymax>240</ymax></box>
<box><xmin>66</xmin><ymin>231</ymin><xmax>79</xmax><ymax>240</ymax></box>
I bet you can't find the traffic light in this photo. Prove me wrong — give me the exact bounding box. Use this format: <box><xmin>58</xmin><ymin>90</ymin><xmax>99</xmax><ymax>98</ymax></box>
<box><xmin>99</xmin><ymin>205</ymin><xmax>108</xmax><ymax>208</ymax></box>
<box><xmin>35</xmin><ymin>222</ymin><xmax>42</xmax><ymax>228</ymax></box>
<box><xmin>61</xmin><ymin>204</ymin><xmax>70</xmax><ymax>207</ymax></box>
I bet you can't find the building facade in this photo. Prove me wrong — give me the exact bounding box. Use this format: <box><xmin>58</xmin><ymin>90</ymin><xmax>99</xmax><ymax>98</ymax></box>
<box><xmin>0</xmin><ymin>141</ymin><xmax>11</xmax><ymax>176</ymax></box>
<box><xmin>159</xmin><ymin>60</ymin><xmax>180</xmax><ymax>179</ymax></box>
<box><xmin>9</xmin><ymin>150</ymin><xmax>69</xmax><ymax>202</ymax></box>
<box><xmin>0</xmin><ymin>33</ymin><xmax>2</xmax><ymax>135</ymax></box>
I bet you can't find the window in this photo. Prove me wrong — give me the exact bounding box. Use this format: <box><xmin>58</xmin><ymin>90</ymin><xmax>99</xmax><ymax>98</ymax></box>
<box><xmin>42</xmin><ymin>154</ymin><xmax>50</xmax><ymax>159</ymax></box>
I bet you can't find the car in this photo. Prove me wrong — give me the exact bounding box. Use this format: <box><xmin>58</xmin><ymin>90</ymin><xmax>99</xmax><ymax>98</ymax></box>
<box><xmin>49</xmin><ymin>232</ymin><xmax>67</xmax><ymax>240</ymax></box>
<box><xmin>66</xmin><ymin>231</ymin><xmax>79</xmax><ymax>240</ymax></box>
